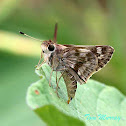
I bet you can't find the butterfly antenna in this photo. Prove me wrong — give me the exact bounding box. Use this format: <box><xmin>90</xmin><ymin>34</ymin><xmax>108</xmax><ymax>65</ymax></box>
<box><xmin>53</xmin><ymin>23</ymin><xmax>58</xmax><ymax>43</ymax></box>
<box><xmin>19</xmin><ymin>31</ymin><xmax>43</xmax><ymax>42</ymax></box>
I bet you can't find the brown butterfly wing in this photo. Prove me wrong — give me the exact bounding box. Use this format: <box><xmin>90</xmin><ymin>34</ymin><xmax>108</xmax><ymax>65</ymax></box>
<box><xmin>61</xmin><ymin>47</ymin><xmax>97</xmax><ymax>84</ymax></box>
<box><xmin>57</xmin><ymin>45</ymin><xmax>114</xmax><ymax>103</ymax></box>
<box><xmin>61</xmin><ymin>45</ymin><xmax>114</xmax><ymax>84</ymax></box>
<box><xmin>88</xmin><ymin>45</ymin><xmax>114</xmax><ymax>71</ymax></box>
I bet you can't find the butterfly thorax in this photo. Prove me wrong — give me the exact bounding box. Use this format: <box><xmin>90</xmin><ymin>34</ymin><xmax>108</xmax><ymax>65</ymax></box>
<box><xmin>41</xmin><ymin>40</ymin><xmax>67</xmax><ymax>71</ymax></box>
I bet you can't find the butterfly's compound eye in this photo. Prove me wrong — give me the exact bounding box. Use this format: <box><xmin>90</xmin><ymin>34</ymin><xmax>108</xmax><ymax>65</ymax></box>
<box><xmin>48</xmin><ymin>44</ymin><xmax>55</xmax><ymax>51</ymax></box>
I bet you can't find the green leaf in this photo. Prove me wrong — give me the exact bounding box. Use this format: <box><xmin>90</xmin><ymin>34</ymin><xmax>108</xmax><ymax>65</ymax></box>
<box><xmin>35</xmin><ymin>105</ymin><xmax>85</xmax><ymax>126</ymax></box>
<box><xmin>27</xmin><ymin>64</ymin><xmax>126</xmax><ymax>126</ymax></box>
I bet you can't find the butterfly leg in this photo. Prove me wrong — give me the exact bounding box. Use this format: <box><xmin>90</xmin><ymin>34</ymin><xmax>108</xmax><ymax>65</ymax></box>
<box><xmin>56</xmin><ymin>71</ymin><xmax>64</xmax><ymax>88</ymax></box>
<box><xmin>55</xmin><ymin>71</ymin><xmax>59</xmax><ymax>97</ymax></box>
<box><xmin>49</xmin><ymin>69</ymin><xmax>53</xmax><ymax>87</ymax></box>
<box><xmin>38</xmin><ymin>51</ymin><xmax>43</xmax><ymax>65</ymax></box>
<box><xmin>35</xmin><ymin>51</ymin><xmax>43</xmax><ymax>68</ymax></box>
<box><xmin>55</xmin><ymin>72</ymin><xmax>64</xmax><ymax>97</ymax></box>
<box><xmin>56</xmin><ymin>71</ymin><xmax>61</xmax><ymax>89</ymax></box>
<box><xmin>36</xmin><ymin>60</ymin><xmax>45</xmax><ymax>70</ymax></box>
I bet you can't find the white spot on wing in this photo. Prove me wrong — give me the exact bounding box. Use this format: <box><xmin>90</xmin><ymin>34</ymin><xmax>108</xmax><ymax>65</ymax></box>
<box><xmin>98</xmin><ymin>54</ymin><xmax>104</xmax><ymax>59</ymax></box>
<box><xmin>97</xmin><ymin>47</ymin><xmax>102</xmax><ymax>54</ymax></box>
<box><xmin>78</xmin><ymin>49</ymin><xmax>90</xmax><ymax>52</ymax></box>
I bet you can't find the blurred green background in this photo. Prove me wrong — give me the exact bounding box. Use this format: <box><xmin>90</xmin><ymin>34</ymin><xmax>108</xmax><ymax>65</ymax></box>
<box><xmin>0</xmin><ymin>0</ymin><xmax>126</xmax><ymax>126</ymax></box>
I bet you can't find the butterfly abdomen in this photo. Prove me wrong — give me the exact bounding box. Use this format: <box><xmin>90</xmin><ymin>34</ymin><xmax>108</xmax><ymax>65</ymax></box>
<box><xmin>62</xmin><ymin>71</ymin><xmax>77</xmax><ymax>103</ymax></box>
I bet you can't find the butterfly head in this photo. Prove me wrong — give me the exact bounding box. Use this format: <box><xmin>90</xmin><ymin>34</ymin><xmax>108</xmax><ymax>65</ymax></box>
<box><xmin>40</xmin><ymin>40</ymin><xmax>56</xmax><ymax>64</ymax></box>
<box><xmin>41</xmin><ymin>40</ymin><xmax>56</xmax><ymax>54</ymax></box>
